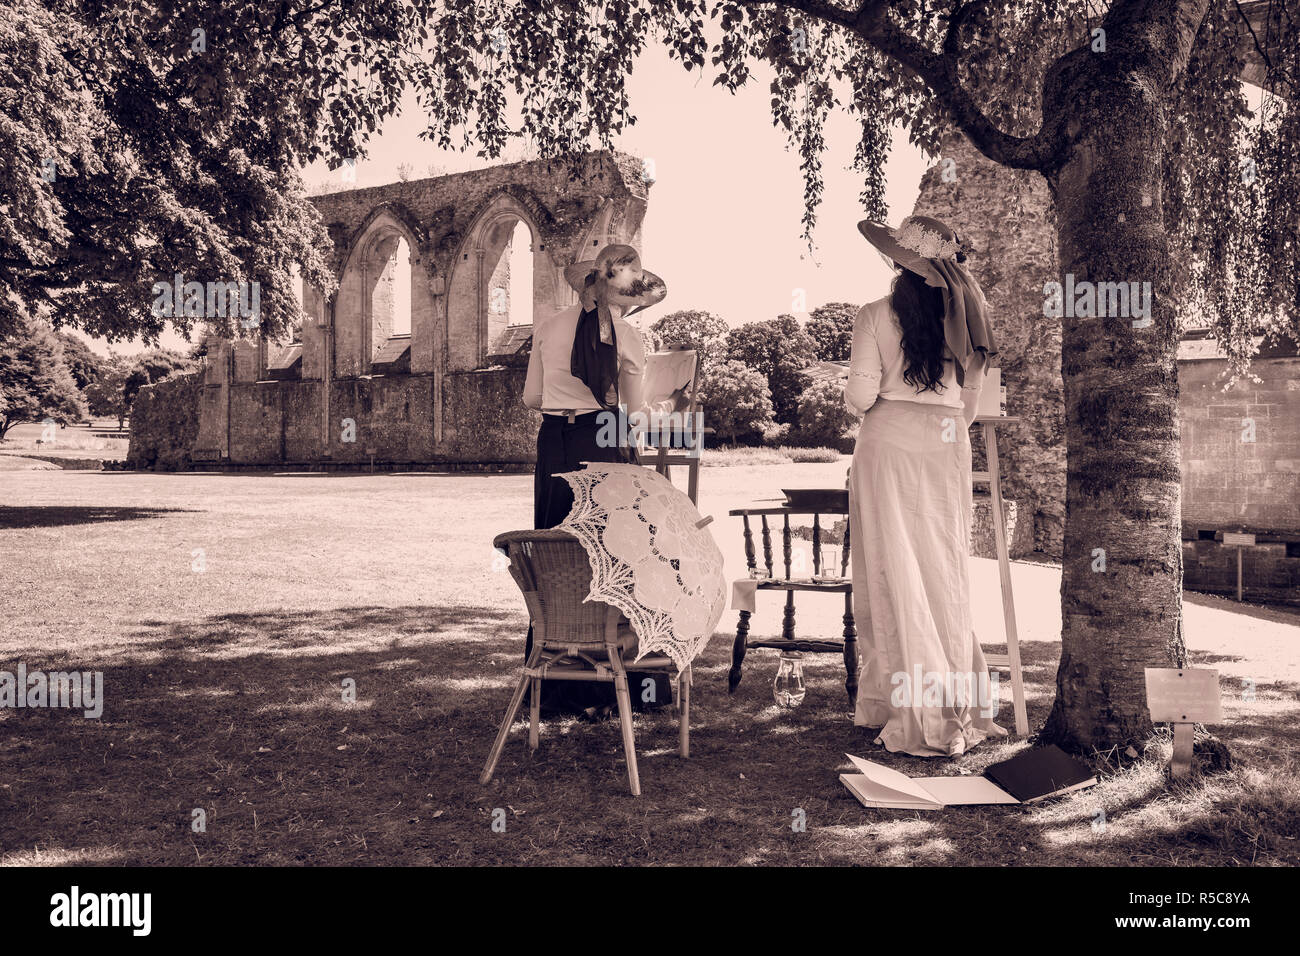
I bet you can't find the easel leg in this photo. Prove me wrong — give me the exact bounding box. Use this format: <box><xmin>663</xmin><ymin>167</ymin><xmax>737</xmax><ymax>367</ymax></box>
<box><xmin>984</xmin><ymin>421</ymin><xmax>1029</xmax><ymax>736</ymax></box>
<box><xmin>679</xmin><ymin>666</ymin><xmax>691</xmax><ymax>759</ymax></box>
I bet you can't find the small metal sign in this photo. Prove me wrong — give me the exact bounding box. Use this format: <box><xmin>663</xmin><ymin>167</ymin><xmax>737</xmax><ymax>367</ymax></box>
<box><xmin>1223</xmin><ymin>531</ymin><xmax>1256</xmax><ymax>547</ymax></box>
<box><xmin>1145</xmin><ymin>668</ymin><xmax>1223</xmax><ymax>723</ymax></box>
<box><xmin>1145</xmin><ymin>667</ymin><xmax>1222</xmax><ymax>778</ymax></box>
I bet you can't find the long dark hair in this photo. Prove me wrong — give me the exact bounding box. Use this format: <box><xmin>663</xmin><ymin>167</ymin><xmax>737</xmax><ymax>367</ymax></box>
<box><xmin>889</xmin><ymin>264</ymin><xmax>955</xmax><ymax>393</ymax></box>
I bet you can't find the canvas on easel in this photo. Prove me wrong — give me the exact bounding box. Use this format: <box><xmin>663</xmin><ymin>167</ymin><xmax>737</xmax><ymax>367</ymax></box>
<box><xmin>641</xmin><ymin>348</ymin><xmax>707</xmax><ymax>503</ymax></box>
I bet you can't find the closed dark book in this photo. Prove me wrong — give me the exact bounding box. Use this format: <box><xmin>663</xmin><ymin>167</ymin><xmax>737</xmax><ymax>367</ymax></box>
<box><xmin>982</xmin><ymin>745</ymin><xmax>1097</xmax><ymax>803</ymax></box>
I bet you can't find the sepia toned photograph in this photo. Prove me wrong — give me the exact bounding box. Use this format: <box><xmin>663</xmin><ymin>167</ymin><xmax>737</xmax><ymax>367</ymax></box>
<box><xmin>0</xmin><ymin>0</ymin><xmax>1295</xmax><ymax>924</ymax></box>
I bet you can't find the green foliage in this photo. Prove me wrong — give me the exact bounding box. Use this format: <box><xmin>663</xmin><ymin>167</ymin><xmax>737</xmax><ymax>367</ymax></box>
<box><xmin>794</xmin><ymin>378</ymin><xmax>860</xmax><ymax>448</ymax></box>
<box><xmin>54</xmin><ymin>332</ymin><xmax>105</xmax><ymax>391</ymax></box>
<box><xmin>1166</xmin><ymin>0</ymin><xmax>1300</xmax><ymax>376</ymax></box>
<box><xmin>805</xmin><ymin>302</ymin><xmax>859</xmax><ymax>361</ymax></box>
<box><xmin>122</xmin><ymin>350</ymin><xmax>199</xmax><ymax>409</ymax></box>
<box><xmin>725</xmin><ymin>315</ymin><xmax>816</xmax><ymax>426</ymax></box>
<box><xmin>84</xmin><ymin>354</ymin><xmax>133</xmax><ymax>427</ymax></box>
<box><xmin>0</xmin><ymin>317</ymin><xmax>88</xmax><ymax>438</ymax></box>
<box><xmin>698</xmin><ymin>358</ymin><xmax>774</xmax><ymax>444</ymax></box>
<box><xmin>646</xmin><ymin>310</ymin><xmax>730</xmax><ymax>372</ymax></box>
<box><xmin>780</xmin><ymin>444</ymin><xmax>843</xmax><ymax>463</ymax></box>
<box><xmin>401</xmin><ymin>0</ymin><xmax>1298</xmax><ymax>376</ymax></box>
<box><xmin>5</xmin><ymin>0</ymin><xmax>1296</xmax><ymax>383</ymax></box>
<box><xmin>0</xmin><ymin>0</ymin><xmax>405</xmax><ymax>343</ymax></box>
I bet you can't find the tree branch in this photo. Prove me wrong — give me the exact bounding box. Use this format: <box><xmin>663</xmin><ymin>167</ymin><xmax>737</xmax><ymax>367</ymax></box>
<box><xmin>725</xmin><ymin>0</ymin><xmax>1053</xmax><ymax>169</ymax></box>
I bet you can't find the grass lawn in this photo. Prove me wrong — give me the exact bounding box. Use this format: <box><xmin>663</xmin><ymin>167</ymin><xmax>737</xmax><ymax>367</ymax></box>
<box><xmin>1</xmin><ymin>464</ymin><xmax>1298</xmax><ymax>866</ymax></box>
<box><xmin>0</xmin><ymin>419</ymin><xmax>129</xmax><ymax>468</ymax></box>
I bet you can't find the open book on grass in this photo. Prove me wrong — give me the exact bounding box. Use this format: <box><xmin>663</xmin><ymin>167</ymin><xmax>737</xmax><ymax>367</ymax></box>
<box><xmin>840</xmin><ymin>745</ymin><xmax>1097</xmax><ymax>810</ymax></box>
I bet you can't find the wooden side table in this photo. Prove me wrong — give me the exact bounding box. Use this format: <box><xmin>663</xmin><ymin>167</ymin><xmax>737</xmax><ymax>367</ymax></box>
<box><xmin>726</xmin><ymin>505</ymin><xmax>858</xmax><ymax>705</ymax></box>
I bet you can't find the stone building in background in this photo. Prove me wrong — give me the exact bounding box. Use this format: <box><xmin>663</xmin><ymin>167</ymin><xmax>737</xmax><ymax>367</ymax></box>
<box><xmin>1178</xmin><ymin>334</ymin><xmax>1300</xmax><ymax>605</ymax></box>
<box><xmin>131</xmin><ymin>151</ymin><xmax>651</xmax><ymax>469</ymax></box>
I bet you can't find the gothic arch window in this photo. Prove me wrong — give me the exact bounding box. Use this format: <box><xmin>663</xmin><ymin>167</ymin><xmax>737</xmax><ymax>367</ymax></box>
<box><xmin>447</xmin><ymin>194</ymin><xmax>546</xmax><ymax>370</ymax></box>
<box><xmin>335</xmin><ymin>211</ymin><xmax>421</xmax><ymax>377</ymax></box>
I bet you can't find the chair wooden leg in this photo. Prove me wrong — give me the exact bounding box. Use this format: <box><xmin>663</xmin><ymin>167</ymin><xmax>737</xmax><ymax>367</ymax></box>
<box><xmin>528</xmin><ymin>675</ymin><xmax>541</xmax><ymax>750</ymax></box>
<box><xmin>728</xmin><ymin>610</ymin><xmax>750</xmax><ymax>693</ymax></box>
<box><xmin>679</xmin><ymin>666</ymin><xmax>691</xmax><ymax>759</ymax></box>
<box><xmin>480</xmin><ymin>648</ymin><xmax>540</xmax><ymax>785</ymax></box>
<box><xmin>611</xmin><ymin>664</ymin><xmax>641</xmax><ymax>796</ymax></box>
<box><xmin>843</xmin><ymin>593</ymin><xmax>858</xmax><ymax>707</ymax></box>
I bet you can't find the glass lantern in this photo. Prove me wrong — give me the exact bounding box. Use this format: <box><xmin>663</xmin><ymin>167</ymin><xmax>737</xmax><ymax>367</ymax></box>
<box><xmin>773</xmin><ymin>651</ymin><xmax>807</xmax><ymax>708</ymax></box>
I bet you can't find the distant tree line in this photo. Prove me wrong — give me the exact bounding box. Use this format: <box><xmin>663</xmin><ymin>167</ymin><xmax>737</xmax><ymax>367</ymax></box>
<box><xmin>646</xmin><ymin>303</ymin><xmax>861</xmax><ymax>449</ymax></box>
<box><xmin>0</xmin><ymin>316</ymin><xmax>197</xmax><ymax>440</ymax></box>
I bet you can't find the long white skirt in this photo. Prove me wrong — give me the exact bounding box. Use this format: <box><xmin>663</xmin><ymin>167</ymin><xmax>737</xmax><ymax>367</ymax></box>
<box><xmin>849</xmin><ymin>398</ymin><xmax>1007</xmax><ymax>757</ymax></box>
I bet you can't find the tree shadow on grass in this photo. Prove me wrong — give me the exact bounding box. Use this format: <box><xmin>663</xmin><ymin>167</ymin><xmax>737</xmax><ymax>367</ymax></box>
<box><xmin>0</xmin><ymin>505</ymin><xmax>197</xmax><ymax>530</ymax></box>
<box><xmin>1</xmin><ymin>610</ymin><xmax>1296</xmax><ymax>866</ymax></box>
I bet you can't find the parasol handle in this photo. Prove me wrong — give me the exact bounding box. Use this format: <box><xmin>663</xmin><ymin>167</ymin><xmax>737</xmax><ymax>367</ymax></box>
<box><xmin>695</xmin><ymin>515</ymin><xmax>714</xmax><ymax>529</ymax></box>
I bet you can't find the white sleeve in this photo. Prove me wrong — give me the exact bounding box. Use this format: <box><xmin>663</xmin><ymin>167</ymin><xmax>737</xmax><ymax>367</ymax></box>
<box><xmin>522</xmin><ymin>321</ymin><xmax>543</xmax><ymax>410</ymax></box>
<box><xmin>845</xmin><ymin>304</ymin><xmax>881</xmax><ymax>415</ymax></box>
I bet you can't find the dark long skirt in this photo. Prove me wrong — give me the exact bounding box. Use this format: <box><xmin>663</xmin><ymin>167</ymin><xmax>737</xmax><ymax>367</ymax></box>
<box><xmin>526</xmin><ymin>411</ymin><xmax>670</xmax><ymax>714</ymax></box>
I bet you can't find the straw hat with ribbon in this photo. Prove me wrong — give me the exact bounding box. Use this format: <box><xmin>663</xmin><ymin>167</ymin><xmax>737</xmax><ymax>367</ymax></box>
<box><xmin>564</xmin><ymin>243</ymin><xmax>667</xmax><ymax>338</ymax></box>
<box><xmin>857</xmin><ymin>215</ymin><xmax>996</xmax><ymax>385</ymax></box>
<box><xmin>563</xmin><ymin>243</ymin><xmax>668</xmax><ymax>409</ymax></box>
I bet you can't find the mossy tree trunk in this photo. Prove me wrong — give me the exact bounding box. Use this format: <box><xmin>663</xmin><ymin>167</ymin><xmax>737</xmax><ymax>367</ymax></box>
<box><xmin>1033</xmin><ymin>1</ymin><xmax>1209</xmax><ymax>751</ymax></box>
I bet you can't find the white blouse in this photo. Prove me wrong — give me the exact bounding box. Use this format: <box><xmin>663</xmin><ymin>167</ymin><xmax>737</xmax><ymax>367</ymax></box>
<box><xmin>845</xmin><ymin>297</ymin><xmax>980</xmax><ymax>415</ymax></box>
<box><xmin>523</xmin><ymin>304</ymin><xmax>661</xmax><ymax>416</ymax></box>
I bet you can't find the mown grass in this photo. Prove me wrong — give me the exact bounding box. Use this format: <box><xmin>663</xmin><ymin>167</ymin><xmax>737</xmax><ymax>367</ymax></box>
<box><xmin>704</xmin><ymin>445</ymin><xmax>845</xmax><ymax>467</ymax></box>
<box><xmin>1</xmin><ymin>469</ymin><xmax>1297</xmax><ymax>866</ymax></box>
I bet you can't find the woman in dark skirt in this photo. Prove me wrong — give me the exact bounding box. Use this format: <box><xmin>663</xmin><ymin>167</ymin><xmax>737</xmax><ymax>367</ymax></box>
<box><xmin>521</xmin><ymin>243</ymin><xmax>681</xmax><ymax>715</ymax></box>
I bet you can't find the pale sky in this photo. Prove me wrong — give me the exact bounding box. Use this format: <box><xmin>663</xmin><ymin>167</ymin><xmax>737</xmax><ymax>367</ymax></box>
<box><xmin>87</xmin><ymin>44</ymin><xmax>930</xmax><ymax>356</ymax></box>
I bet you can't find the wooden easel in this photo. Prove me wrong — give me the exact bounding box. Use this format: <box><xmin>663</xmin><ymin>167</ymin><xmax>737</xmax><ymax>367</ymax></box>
<box><xmin>972</xmin><ymin>415</ymin><xmax>1029</xmax><ymax>736</ymax></box>
<box><xmin>641</xmin><ymin>348</ymin><xmax>708</xmax><ymax>504</ymax></box>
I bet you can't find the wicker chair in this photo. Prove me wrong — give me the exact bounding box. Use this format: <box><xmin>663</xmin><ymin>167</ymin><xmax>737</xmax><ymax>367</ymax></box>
<box><xmin>480</xmin><ymin>529</ymin><xmax>691</xmax><ymax>796</ymax></box>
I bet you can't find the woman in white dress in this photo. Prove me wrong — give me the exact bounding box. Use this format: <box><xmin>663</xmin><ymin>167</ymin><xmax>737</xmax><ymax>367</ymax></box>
<box><xmin>846</xmin><ymin>215</ymin><xmax>1006</xmax><ymax>757</ymax></box>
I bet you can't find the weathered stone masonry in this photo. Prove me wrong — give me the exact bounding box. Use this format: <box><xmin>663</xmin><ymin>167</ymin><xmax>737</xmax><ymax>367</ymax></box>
<box><xmin>166</xmin><ymin>151</ymin><xmax>651</xmax><ymax>467</ymax></box>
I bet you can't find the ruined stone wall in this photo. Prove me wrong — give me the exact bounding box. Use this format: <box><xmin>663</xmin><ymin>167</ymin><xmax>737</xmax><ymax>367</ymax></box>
<box><xmin>440</xmin><ymin>368</ymin><xmax>538</xmax><ymax>463</ymax></box>
<box><xmin>146</xmin><ymin>152</ymin><xmax>647</xmax><ymax>470</ymax></box>
<box><xmin>308</xmin><ymin>150</ymin><xmax>648</xmax><ymax>377</ymax></box>
<box><xmin>125</xmin><ymin>372</ymin><xmax>203</xmax><ymax>471</ymax></box>
<box><xmin>1178</xmin><ymin>351</ymin><xmax>1300</xmax><ymax>534</ymax></box>
<box><xmin>204</xmin><ymin>371</ymin><xmax>536</xmax><ymax>466</ymax></box>
<box><xmin>911</xmin><ymin>132</ymin><xmax>1066</xmax><ymax>557</ymax></box>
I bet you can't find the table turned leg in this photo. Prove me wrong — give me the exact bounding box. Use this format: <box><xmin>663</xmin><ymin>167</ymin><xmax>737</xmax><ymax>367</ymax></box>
<box><xmin>842</xmin><ymin>593</ymin><xmax>858</xmax><ymax>706</ymax></box>
<box><xmin>728</xmin><ymin>609</ymin><xmax>751</xmax><ymax>693</ymax></box>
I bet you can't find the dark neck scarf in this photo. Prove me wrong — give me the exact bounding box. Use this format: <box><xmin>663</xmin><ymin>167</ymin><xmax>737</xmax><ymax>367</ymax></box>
<box><xmin>570</xmin><ymin>306</ymin><xmax>620</xmax><ymax>409</ymax></box>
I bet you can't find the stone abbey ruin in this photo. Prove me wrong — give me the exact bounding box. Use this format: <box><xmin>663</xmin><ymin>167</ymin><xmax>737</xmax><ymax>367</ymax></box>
<box><xmin>130</xmin><ymin>150</ymin><xmax>651</xmax><ymax>470</ymax></box>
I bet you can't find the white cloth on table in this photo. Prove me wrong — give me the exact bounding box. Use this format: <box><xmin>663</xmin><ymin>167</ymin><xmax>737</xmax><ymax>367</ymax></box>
<box><xmin>731</xmin><ymin>578</ymin><xmax>758</xmax><ymax>613</ymax></box>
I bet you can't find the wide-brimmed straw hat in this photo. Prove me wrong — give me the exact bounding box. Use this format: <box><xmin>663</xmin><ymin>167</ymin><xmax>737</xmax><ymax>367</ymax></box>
<box><xmin>857</xmin><ymin>215</ymin><xmax>967</xmax><ymax>282</ymax></box>
<box><xmin>857</xmin><ymin>215</ymin><xmax>996</xmax><ymax>385</ymax></box>
<box><xmin>563</xmin><ymin>243</ymin><xmax>667</xmax><ymax>319</ymax></box>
